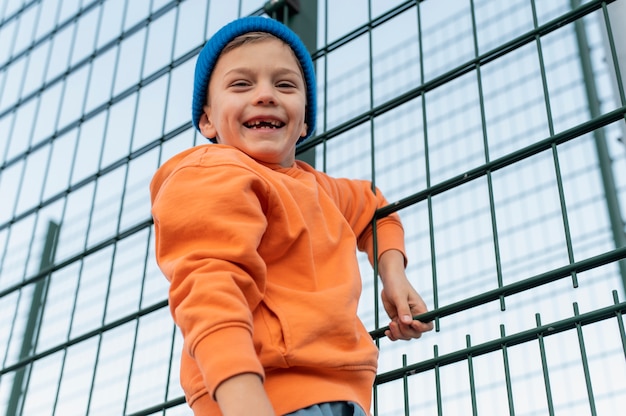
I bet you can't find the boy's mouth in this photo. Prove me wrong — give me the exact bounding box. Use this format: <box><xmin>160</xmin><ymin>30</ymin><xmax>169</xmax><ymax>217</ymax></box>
<box><xmin>244</xmin><ymin>119</ymin><xmax>285</xmax><ymax>129</ymax></box>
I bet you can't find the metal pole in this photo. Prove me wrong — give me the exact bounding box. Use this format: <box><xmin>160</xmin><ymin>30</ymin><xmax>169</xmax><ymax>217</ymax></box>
<box><xmin>6</xmin><ymin>221</ymin><xmax>60</xmax><ymax>416</ymax></box>
<box><xmin>571</xmin><ymin>0</ymin><xmax>626</xmax><ymax>293</ymax></box>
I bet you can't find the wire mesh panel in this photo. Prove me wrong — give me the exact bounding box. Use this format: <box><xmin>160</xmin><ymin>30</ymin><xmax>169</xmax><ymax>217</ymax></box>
<box><xmin>0</xmin><ymin>0</ymin><xmax>624</xmax><ymax>415</ymax></box>
<box><xmin>308</xmin><ymin>0</ymin><xmax>626</xmax><ymax>415</ymax></box>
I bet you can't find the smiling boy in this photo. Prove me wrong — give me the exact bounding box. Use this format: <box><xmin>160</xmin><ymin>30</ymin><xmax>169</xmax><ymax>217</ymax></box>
<box><xmin>150</xmin><ymin>16</ymin><xmax>432</xmax><ymax>416</ymax></box>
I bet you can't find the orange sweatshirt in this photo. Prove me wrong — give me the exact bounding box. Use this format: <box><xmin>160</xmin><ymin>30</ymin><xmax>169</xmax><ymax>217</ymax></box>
<box><xmin>150</xmin><ymin>144</ymin><xmax>406</xmax><ymax>415</ymax></box>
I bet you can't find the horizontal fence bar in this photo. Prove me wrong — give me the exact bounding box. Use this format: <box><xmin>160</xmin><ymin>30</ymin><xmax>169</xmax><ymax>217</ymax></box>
<box><xmin>370</xmin><ymin>245</ymin><xmax>626</xmax><ymax>339</ymax></box>
<box><xmin>375</xmin><ymin>294</ymin><xmax>626</xmax><ymax>385</ymax></box>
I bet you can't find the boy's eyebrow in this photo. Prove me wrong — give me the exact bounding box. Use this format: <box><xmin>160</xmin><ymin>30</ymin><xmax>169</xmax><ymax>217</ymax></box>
<box><xmin>223</xmin><ymin>67</ymin><xmax>303</xmax><ymax>79</ymax></box>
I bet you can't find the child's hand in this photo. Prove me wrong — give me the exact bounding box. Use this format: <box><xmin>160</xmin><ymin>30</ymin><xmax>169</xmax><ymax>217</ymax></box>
<box><xmin>378</xmin><ymin>249</ymin><xmax>434</xmax><ymax>341</ymax></box>
<box><xmin>380</xmin><ymin>279</ymin><xmax>433</xmax><ymax>341</ymax></box>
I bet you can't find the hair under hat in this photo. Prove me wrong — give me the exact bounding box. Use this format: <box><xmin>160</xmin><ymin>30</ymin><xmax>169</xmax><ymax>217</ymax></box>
<box><xmin>192</xmin><ymin>16</ymin><xmax>317</xmax><ymax>143</ymax></box>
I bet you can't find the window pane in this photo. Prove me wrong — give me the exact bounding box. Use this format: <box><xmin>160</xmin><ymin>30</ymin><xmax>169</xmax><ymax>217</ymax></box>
<box><xmin>89</xmin><ymin>322</ymin><xmax>135</xmax><ymax>416</ymax></box>
<box><xmin>104</xmin><ymin>229</ymin><xmax>149</xmax><ymax>324</ymax></box>
<box><xmin>112</xmin><ymin>28</ymin><xmax>146</xmax><ymax>96</ymax></box>
<box><xmin>132</xmin><ymin>75</ymin><xmax>167</xmax><ymax>152</ymax></box>
<box><xmin>126</xmin><ymin>309</ymin><xmax>173</xmax><ymax>414</ymax></box>
<box><xmin>44</xmin><ymin>24</ymin><xmax>75</xmax><ymax>83</ymax></box>
<box><xmin>0</xmin><ymin>55</ymin><xmax>26</xmax><ymax>114</ymax></box>
<box><xmin>69</xmin><ymin>246</ymin><xmax>113</xmax><ymax>337</ymax></box>
<box><xmin>13</xmin><ymin>5</ymin><xmax>38</xmax><ymax>54</ymax></box>
<box><xmin>86</xmin><ymin>166</ymin><xmax>126</xmax><ymax>247</ymax></box>
<box><xmin>142</xmin><ymin>8</ymin><xmax>175</xmax><ymax>78</ymax></box>
<box><xmin>6</xmin><ymin>98</ymin><xmax>37</xmax><ymax>160</ymax></box>
<box><xmin>15</xmin><ymin>143</ymin><xmax>50</xmax><ymax>216</ymax></box>
<box><xmin>31</xmin><ymin>82</ymin><xmax>63</xmax><ymax>146</ymax></box>
<box><xmin>21</xmin><ymin>39</ymin><xmax>51</xmax><ymax>98</ymax></box>
<box><xmin>96</xmin><ymin>0</ymin><xmax>125</xmax><ymax>49</ymax></box>
<box><xmin>58</xmin><ymin>65</ymin><xmax>90</xmax><ymax>129</ymax></box>
<box><xmin>174</xmin><ymin>0</ymin><xmax>208</xmax><ymax>59</ymax></box>
<box><xmin>120</xmin><ymin>148</ymin><xmax>159</xmax><ymax>231</ymax></box>
<box><xmin>21</xmin><ymin>351</ymin><xmax>64</xmax><ymax>416</ymax></box>
<box><xmin>70</xmin><ymin>112</ymin><xmax>106</xmax><ymax>185</ymax></box>
<box><xmin>42</xmin><ymin>127</ymin><xmax>78</xmax><ymax>201</ymax></box>
<box><xmin>123</xmin><ymin>0</ymin><xmax>149</xmax><ymax>31</ymax></box>
<box><xmin>34</xmin><ymin>0</ymin><xmax>61</xmax><ymax>40</ymax></box>
<box><xmin>54</xmin><ymin>338</ymin><xmax>99</xmax><ymax>415</ymax></box>
<box><xmin>101</xmin><ymin>93</ymin><xmax>136</xmax><ymax>167</ymax></box>
<box><xmin>57</xmin><ymin>0</ymin><xmax>81</xmax><ymax>23</ymax></box>
<box><xmin>164</xmin><ymin>58</ymin><xmax>194</xmax><ymax>132</ymax></box>
<box><xmin>84</xmin><ymin>47</ymin><xmax>117</xmax><ymax>113</ymax></box>
<box><xmin>70</xmin><ymin>5</ymin><xmax>100</xmax><ymax>67</ymax></box>
<box><xmin>0</xmin><ymin>160</ymin><xmax>23</xmax><ymax>225</ymax></box>
<box><xmin>55</xmin><ymin>183</ymin><xmax>95</xmax><ymax>262</ymax></box>
<box><xmin>0</xmin><ymin>19</ymin><xmax>17</xmax><ymax>64</ymax></box>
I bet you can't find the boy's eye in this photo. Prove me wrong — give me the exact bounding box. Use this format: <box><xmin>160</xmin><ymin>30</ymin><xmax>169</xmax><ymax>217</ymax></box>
<box><xmin>277</xmin><ymin>81</ymin><xmax>296</xmax><ymax>88</ymax></box>
<box><xmin>230</xmin><ymin>80</ymin><xmax>251</xmax><ymax>87</ymax></box>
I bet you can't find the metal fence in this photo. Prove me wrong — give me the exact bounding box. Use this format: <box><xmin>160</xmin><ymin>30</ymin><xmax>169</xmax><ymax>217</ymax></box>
<box><xmin>0</xmin><ymin>0</ymin><xmax>624</xmax><ymax>415</ymax></box>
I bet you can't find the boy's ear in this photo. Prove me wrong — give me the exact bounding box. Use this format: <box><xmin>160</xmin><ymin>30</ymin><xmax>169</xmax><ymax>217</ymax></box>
<box><xmin>199</xmin><ymin>105</ymin><xmax>217</xmax><ymax>139</ymax></box>
<box><xmin>300</xmin><ymin>122</ymin><xmax>308</xmax><ymax>138</ymax></box>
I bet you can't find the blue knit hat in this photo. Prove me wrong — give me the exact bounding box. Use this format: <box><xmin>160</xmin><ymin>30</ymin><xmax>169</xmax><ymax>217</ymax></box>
<box><xmin>192</xmin><ymin>16</ymin><xmax>316</xmax><ymax>143</ymax></box>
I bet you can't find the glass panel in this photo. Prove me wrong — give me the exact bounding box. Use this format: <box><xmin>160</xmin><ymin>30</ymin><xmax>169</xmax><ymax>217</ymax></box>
<box><xmin>120</xmin><ymin>147</ymin><xmax>159</xmax><ymax>230</ymax></box>
<box><xmin>31</xmin><ymin>82</ymin><xmax>63</xmax><ymax>146</ymax></box>
<box><xmin>0</xmin><ymin>159</ymin><xmax>23</xmax><ymax>225</ymax></box>
<box><xmin>421</xmin><ymin>0</ymin><xmax>475</xmax><ymax>82</ymax></box>
<box><xmin>15</xmin><ymin>142</ymin><xmax>50</xmax><ymax>216</ymax></box>
<box><xmin>3</xmin><ymin>284</ymin><xmax>35</xmax><ymax>366</ymax></box>
<box><xmin>57</xmin><ymin>65</ymin><xmax>90</xmax><ymax>129</ymax></box>
<box><xmin>0</xmin><ymin>18</ymin><xmax>17</xmax><ymax>64</ymax></box>
<box><xmin>425</xmin><ymin>72</ymin><xmax>484</xmax><ymax>184</ymax></box>
<box><xmin>174</xmin><ymin>0</ymin><xmax>208</xmax><ymax>59</ymax></box>
<box><xmin>112</xmin><ymin>27</ymin><xmax>146</xmax><ymax>96</ymax></box>
<box><xmin>0</xmin><ymin>291</ymin><xmax>18</xmax><ymax>365</ymax></box>
<box><xmin>482</xmin><ymin>42</ymin><xmax>550</xmax><ymax>160</ymax></box>
<box><xmin>42</xmin><ymin>127</ymin><xmax>78</xmax><ymax>201</ymax></box>
<box><xmin>141</xmin><ymin>226</ymin><xmax>169</xmax><ymax>307</ymax></box>
<box><xmin>36</xmin><ymin>262</ymin><xmax>81</xmax><ymax>353</ymax></box>
<box><xmin>84</xmin><ymin>47</ymin><xmax>117</xmax><ymax>114</ymax></box>
<box><xmin>12</xmin><ymin>5</ymin><xmax>38</xmax><ymax>54</ymax></box>
<box><xmin>96</xmin><ymin>0</ymin><xmax>125</xmax><ymax>49</ymax></box>
<box><xmin>57</xmin><ymin>0</ymin><xmax>81</xmax><ymax>24</ymax></box>
<box><xmin>0</xmin><ymin>112</ymin><xmax>13</xmax><ymax>163</ymax></box>
<box><xmin>34</xmin><ymin>0</ymin><xmax>61</xmax><ymax>41</ymax></box>
<box><xmin>44</xmin><ymin>23</ymin><xmax>75</xmax><ymax>83</ymax></box>
<box><xmin>54</xmin><ymin>337</ymin><xmax>99</xmax><ymax>415</ymax></box>
<box><xmin>0</xmin><ymin>54</ymin><xmax>26</xmax><ymax>114</ymax></box>
<box><xmin>142</xmin><ymin>8</ymin><xmax>175</xmax><ymax>78</ymax></box>
<box><xmin>69</xmin><ymin>246</ymin><xmax>113</xmax><ymax>337</ymax></box>
<box><xmin>6</xmin><ymin>97</ymin><xmax>37</xmax><ymax>160</ymax></box>
<box><xmin>326</xmin><ymin>0</ymin><xmax>368</xmax><ymax>44</ymax></box>
<box><xmin>101</xmin><ymin>93</ymin><xmax>136</xmax><ymax>168</ymax></box>
<box><xmin>70</xmin><ymin>112</ymin><xmax>106</xmax><ymax>185</ymax></box>
<box><xmin>86</xmin><ymin>166</ymin><xmax>126</xmax><ymax>247</ymax></box>
<box><xmin>70</xmin><ymin>5</ymin><xmax>100</xmax><ymax>67</ymax></box>
<box><xmin>21</xmin><ymin>38</ymin><xmax>51</xmax><ymax>98</ymax></box>
<box><xmin>164</xmin><ymin>58</ymin><xmax>194</xmax><ymax>132</ymax></box>
<box><xmin>20</xmin><ymin>351</ymin><xmax>64</xmax><ymax>416</ymax></box>
<box><xmin>123</xmin><ymin>0</ymin><xmax>149</xmax><ymax>31</ymax></box>
<box><xmin>125</xmin><ymin>308</ymin><xmax>173</xmax><ymax>414</ymax></box>
<box><xmin>104</xmin><ymin>230</ymin><xmax>149</xmax><ymax>324</ymax></box>
<box><xmin>54</xmin><ymin>182</ymin><xmax>95</xmax><ymax>262</ymax></box>
<box><xmin>325</xmin><ymin>34</ymin><xmax>370</xmax><ymax>130</ymax></box>
<box><xmin>372</xmin><ymin>8</ymin><xmax>420</xmax><ymax>107</ymax></box>
<box><xmin>132</xmin><ymin>75</ymin><xmax>167</xmax><ymax>152</ymax></box>
<box><xmin>475</xmin><ymin>0</ymin><xmax>534</xmax><ymax>54</ymax></box>
<box><xmin>88</xmin><ymin>322</ymin><xmax>135</xmax><ymax>416</ymax></box>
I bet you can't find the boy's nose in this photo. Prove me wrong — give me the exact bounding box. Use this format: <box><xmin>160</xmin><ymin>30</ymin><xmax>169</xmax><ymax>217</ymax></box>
<box><xmin>254</xmin><ymin>83</ymin><xmax>276</xmax><ymax>105</ymax></box>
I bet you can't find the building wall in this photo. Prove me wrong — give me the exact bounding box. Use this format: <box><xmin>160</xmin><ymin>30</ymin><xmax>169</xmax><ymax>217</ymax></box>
<box><xmin>0</xmin><ymin>0</ymin><xmax>624</xmax><ymax>415</ymax></box>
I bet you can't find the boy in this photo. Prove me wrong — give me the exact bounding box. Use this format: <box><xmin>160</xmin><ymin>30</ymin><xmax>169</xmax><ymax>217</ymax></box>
<box><xmin>150</xmin><ymin>16</ymin><xmax>433</xmax><ymax>416</ymax></box>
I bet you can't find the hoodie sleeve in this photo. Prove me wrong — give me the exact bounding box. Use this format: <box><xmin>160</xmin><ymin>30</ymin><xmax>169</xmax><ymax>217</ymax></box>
<box><xmin>150</xmin><ymin>148</ymin><xmax>269</xmax><ymax>398</ymax></box>
<box><xmin>304</xmin><ymin>164</ymin><xmax>406</xmax><ymax>266</ymax></box>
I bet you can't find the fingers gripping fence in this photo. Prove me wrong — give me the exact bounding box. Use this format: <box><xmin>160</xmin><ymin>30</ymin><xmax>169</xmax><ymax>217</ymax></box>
<box><xmin>0</xmin><ymin>0</ymin><xmax>625</xmax><ymax>415</ymax></box>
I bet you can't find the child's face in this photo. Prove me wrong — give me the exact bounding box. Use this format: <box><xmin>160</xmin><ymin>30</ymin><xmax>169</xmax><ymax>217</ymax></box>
<box><xmin>199</xmin><ymin>38</ymin><xmax>308</xmax><ymax>167</ymax></box>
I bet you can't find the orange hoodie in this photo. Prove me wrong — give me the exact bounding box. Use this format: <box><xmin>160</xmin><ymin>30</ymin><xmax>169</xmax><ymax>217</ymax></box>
<box><xmin>150</xmin><ymin>144</ymin><xmax>406</xmax><ymax>415</ymax></box>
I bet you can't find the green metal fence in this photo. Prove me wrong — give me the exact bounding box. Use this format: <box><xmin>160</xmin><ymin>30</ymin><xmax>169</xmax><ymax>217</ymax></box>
<box><xmin>0</xmin><ymin>0</ymin><xmax>624</xmax><ymax>415</ymax></box>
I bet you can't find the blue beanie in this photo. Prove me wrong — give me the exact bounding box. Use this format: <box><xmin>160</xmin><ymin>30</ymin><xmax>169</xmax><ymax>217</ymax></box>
<box><xmin>192</xmin><ymin>16</ymin><xmax>316</xmax><ymax>143</ymax></box>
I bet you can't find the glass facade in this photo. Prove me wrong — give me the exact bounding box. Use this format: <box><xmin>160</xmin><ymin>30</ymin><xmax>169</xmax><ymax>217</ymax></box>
<box><xmin>0</xmin><ymin>0</ymin><xmax>624</xmax><ymax>415</ymax></box>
